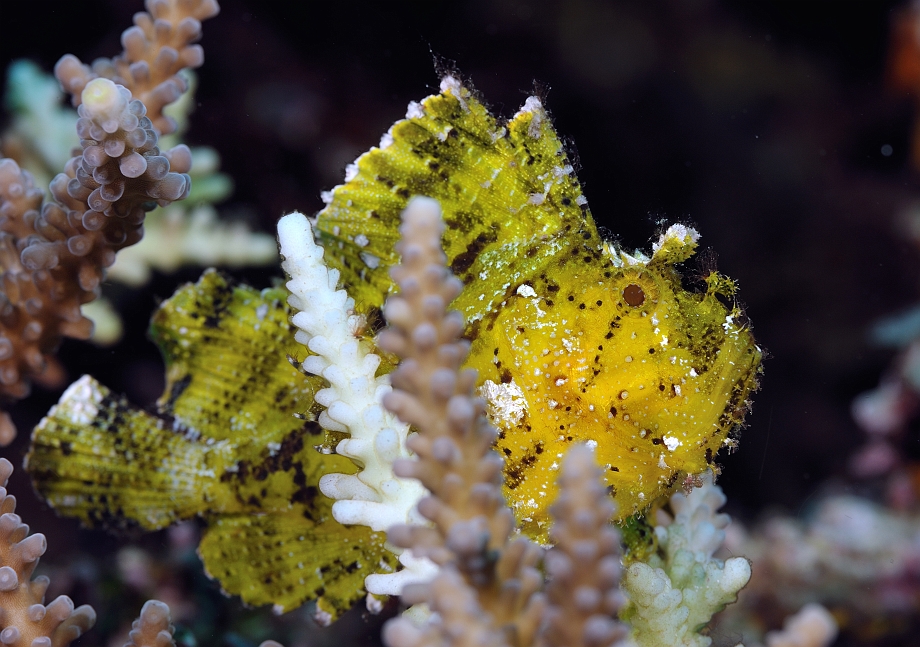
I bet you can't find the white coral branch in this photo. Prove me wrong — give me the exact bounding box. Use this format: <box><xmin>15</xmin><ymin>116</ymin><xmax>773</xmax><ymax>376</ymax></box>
<box><xmin>763</xmin><ymin>604</ymin><xmax>837</xmax><ymax>647</ymax></box>
<box><xmin>622</xmin><ymin>473</ymin><xmax>751</xmax><ymax>647</ymax></box>
<box><xmin>277</xmin><ymin>211</ymin><xmax>434</xmax><ymax>596</ymax></box>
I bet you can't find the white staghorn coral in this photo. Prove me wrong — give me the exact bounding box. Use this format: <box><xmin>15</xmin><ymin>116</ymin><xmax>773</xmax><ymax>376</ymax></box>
<box><xmin>621</xmin><ymin>473</ymin><xmax>751</xmax><ymax>647</ymax></box>
<box><xmin>277</xmin><ymin>211</ymin><xmax>434</xmax><ymax>596</ymax></box>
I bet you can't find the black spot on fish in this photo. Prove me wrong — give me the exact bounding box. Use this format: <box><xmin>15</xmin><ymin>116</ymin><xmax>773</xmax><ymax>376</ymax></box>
<box><xmin>165</xmin><ymin>374</ymin><xmax>192</xmax><ymax>408</ymax></box>
<box><xmin>451</xmin><ymin>230</ymin><xmax>498</xmax><ymax>276</ymax></box>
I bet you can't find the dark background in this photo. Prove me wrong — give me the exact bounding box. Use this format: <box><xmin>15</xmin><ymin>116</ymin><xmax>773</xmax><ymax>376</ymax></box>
<box><xmin>1</xmin><ymin>0</ymin><xmax>918</xmax><ymax>645</ymax></box>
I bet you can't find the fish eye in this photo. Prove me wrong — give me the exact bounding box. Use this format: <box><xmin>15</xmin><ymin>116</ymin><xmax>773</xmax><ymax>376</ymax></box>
<box><xmin>623</xmin><ymin>283</ymin><xmax>645</xmax><ymax>307</ymax></box>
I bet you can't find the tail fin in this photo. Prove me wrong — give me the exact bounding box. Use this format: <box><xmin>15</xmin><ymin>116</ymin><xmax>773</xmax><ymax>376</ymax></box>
<box><xmin>26</xmin><ymin>270</ymin><xmax>324</xmax><ymax>531</ymax></box>
<box><xmin>26</xmin><ymin>375</ymin><xmax>233</xmax><ymax>531</ymax></box>
<box><xmin>199</xmin><ymin>508</ymin><xmax>395</xmax><ymax>621</ymax></box>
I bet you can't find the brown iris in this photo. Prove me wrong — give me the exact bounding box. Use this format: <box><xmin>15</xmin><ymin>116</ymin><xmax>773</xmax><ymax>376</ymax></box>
<box><xmin>623</xmin><ymin>283</ymin><xmax>645</xmax><ymax>307</ymax></box>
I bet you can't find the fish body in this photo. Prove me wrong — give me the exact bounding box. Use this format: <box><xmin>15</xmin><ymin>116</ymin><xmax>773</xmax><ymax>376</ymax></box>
<box><xmin>315</xmin><ymin>78</ymin><xmax>761</xmax><ymax>538</ymax></box>
<box><xmin>27</xmin><ymin>77</ymin><xmax>760</xmax><ymax>614</ymax></box>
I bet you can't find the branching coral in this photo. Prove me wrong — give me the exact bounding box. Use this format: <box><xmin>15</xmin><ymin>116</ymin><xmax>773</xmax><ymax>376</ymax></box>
<box><xmin>124</xmin><ymin>601</ymin><xmax>177</xmax><ymax>647</ymax></box>
<box><xmin>103</xmin><ymin>72</ymin><xmax>276</xmax><ymax>291</ymax></box>
<box><xmin>278</xmin><ymin>211</ymin><xmax>433</xmax><ymax>596</ymax></box>
<box><xmin>377</xmin><ymin>197</ymin><xmax>545</xmax><ymax>647</ymax></box>
<box><xmin>372</xmin><ymin>196</ymin><xmax>629</xmax><ymax>647</ymax></box>
<box><xmin>0</xmin><ymin>0</ymin><xmax>220</xmax><ymax>442</ymax></box>
<box><xmin>540</xmin><ymin>446</ymin><xmax>630</xmax><ymax>647</ymax></box>
<box><xmin>1</xmin><ymin>61</ymin><xmax>79</xmax><ymax>191</ymax></box>
<box><xmin>2</xmin><ymin>60</ymin><xmax>275</xmax><ymax>346</ymax></box>
<box><xmin>0</xmin><ymin>457</ymin><xmax>96</xmax><ymax>647</ymax></box>
<box><xmin>0</xmin><ymin>456</ymin><xmax>183</xmax><ymax>647</ymax></box>
<box><xmin>2</xmin><ymin>60</ymin><xmax>272</xmax><ymax>292</ymax></box>
<box><xmin>0</xmin><ymin>78</ymin><xmax>186</xmax><ymax>414</ymax></box>
<box><xmin>621</xmin><ymin>473</ymin><xmax>751</xmax><ymax>647</ymax></box>
<box><xmin>54</xmin><ymin>0</ymin><xmax>219</xmax><ymax>137</ymax></box>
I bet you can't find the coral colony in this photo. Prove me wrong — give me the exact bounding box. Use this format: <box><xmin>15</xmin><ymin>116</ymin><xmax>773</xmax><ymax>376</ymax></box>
<box><xmin>0</xmin><ymin>1</ymin><xmax>852</xmax><ymax>646</ymax></box>
<box><xmin>0</xmin><ymin>0</ymin><xmax>218</xmax><ymax>446</ymax></box>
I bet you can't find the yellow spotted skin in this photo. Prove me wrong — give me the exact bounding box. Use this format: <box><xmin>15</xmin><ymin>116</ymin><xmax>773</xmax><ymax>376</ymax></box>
<box><xmin>27</xmin><ymin>270</ymin><xmax>396</xmax><ymax>619</ymax></box>
<box><xmin>482</xmin><ymin>254</ymin><xmax>758</xmax><ymax>537</ymax></box>
<box><xmin>317</xmin><ymin>78</ymin><xmax>761</xmax><ymax>539</ymax></box>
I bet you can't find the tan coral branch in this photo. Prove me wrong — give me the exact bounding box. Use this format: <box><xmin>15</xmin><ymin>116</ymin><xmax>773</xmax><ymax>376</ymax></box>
<box><xmin>0</xmin><ymin>457</ymin><xmax>96</xmax><ymax>647</ymax></box>
<box><xmin>0</xmin><ymin>1</ymin><xmax>219</xmax><ymax>444</ymax></box>
<box><xmin>0</xmin><ymin>78</ymin><xmax>190</xmax><ymax>401</ymax></box>
<box><xmin>55</xmin><ymin>0</ymin><xmax>220</xmax><ymax>135</ymax></box>
<box><xmin>378</xmin><ymin>196</ymin><xmax>545</xmax><ymax>647</ymax></box>
<box><xmin>540</xmin><ymin>445</ymin><xmax>629</xmax><ymax>647</ymax></box>
<box><xmin>125</xmin><ymin>600</ymin><xmax>176</xmax><ymax>647</ymax></box>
